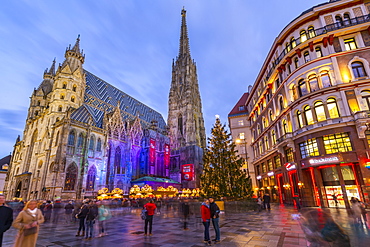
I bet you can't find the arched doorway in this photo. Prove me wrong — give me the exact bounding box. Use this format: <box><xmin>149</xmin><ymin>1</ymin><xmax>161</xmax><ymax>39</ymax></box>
<box><xmin>15</xmin><ymin>182</ymin><xmax>22</xmax><ymax>198</ymax></box>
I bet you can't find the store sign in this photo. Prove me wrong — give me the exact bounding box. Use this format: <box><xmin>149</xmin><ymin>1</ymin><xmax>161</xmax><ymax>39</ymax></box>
<box><xmin>149</xmin><ymin>139</ymin><xmax>156</xmax><ymax>165</ymax></box>
<box><xmin>256</xmin><ymin>175</ymin><xmax>262</xmax><ymax>180</ymax></box>
<box><xmin>182</xmin><ymin>164</ymin><xmax>194</xmax><ymax>181</ymax></box>
<box><xmin>284</xmin><ymin>162</ymin><xmax>296</xmax><ymax>171</ymax></box>
<box><xmin>309</xmin><ymin>156</ymin><xmax>339</xmax><ymax>165</ymax></box>
<box><xmin>267</xmin><ymin>172</ymin><xmax>274</xmax><ymax>176</ymax></box>
<box><xmin>164</xmin><ymin>144</ymin><xmax>170</xmax><ymax>167</ymax></box>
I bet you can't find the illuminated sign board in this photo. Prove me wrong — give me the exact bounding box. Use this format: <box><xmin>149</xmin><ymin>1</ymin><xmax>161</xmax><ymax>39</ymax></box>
<box><xmin>182</xmin><ymin>164</ymin><xmax>194</xmax><ymax>181</ymax></box>
<box><xmin>309</xmin><ymin>156</ymin><xmax>339</xmax><ymax>165</ymax></box>
<box><xmin>256</xmin><ymin>175</ymin><xmax>262</xmax><ymax>180</ymax></box>
<box><xmin>267</xmin><ymin>172</ymin><xmax>274</xmax><ymax>176</ymax></box>
<box><xmin>284</xmin><ymin>162</ymin><xmax>296</xmax><ymax>171</ymax></box>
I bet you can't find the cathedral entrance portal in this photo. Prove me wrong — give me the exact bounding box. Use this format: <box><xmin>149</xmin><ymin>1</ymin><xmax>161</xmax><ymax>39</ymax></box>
<box><xmin>15</xmin><ymin>182</ymin><xmax>22</xmax><ymax>198</ymax></box>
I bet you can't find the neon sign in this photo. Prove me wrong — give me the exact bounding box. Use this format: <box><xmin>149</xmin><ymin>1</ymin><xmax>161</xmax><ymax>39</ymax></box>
<box><xmin>309</xmin><ymin>156</ymin><xmax>339</xmax><ymax>165</ymax></box>
<box><xmin>267</xmin><ymin>172</ymin><xmax>274</xmax><ymax>176</ymax></box>
<box><xmin>256</xmin><ymin>175</ymin><xmax>262</xmax><ymax>180</ymax></box>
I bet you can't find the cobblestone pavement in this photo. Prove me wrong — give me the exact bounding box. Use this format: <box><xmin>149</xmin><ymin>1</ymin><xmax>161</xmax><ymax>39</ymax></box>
<box><xmin>2</xmin><ymin>204</ymin><xmax>370</xmax><ymax>247</ymax></box>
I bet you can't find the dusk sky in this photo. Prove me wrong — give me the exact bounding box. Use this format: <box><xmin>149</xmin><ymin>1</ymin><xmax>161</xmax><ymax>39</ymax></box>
<box><xmin>0</xmin><ymin>0</ymin><xmax>324</xmax><ymax>158</ymax></box>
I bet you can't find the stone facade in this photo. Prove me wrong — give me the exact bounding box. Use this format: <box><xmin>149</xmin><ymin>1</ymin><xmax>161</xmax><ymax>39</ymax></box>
<box><xmin>167</xmin><ymin>9</ymin><xmax>206</xmax><ymax>188</ymax></box>
<box><xmin>4</xmin><ymin>37</ymin><xmax>170</xmax><ymax>200</ymax></box>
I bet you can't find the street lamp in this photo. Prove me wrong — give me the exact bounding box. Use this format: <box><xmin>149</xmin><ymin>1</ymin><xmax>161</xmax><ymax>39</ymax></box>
<box><xmin>236</xmin><ymin>138</ymin><xmax>250</xmax><ymax>177</ymax></box>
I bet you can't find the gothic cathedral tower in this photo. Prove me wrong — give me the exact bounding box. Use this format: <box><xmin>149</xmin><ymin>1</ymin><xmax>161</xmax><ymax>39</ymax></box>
<box><xmin>168</xmin><ymin>8</ymin><xmax>206</xmax><ymax>188</ymax></box>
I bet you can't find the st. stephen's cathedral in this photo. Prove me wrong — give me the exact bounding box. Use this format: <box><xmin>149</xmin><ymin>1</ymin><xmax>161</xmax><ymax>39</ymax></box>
<box><xmin>4</xmin><ymin>9</ymin><xmax>206</xmax><ymax>200</ymax></box>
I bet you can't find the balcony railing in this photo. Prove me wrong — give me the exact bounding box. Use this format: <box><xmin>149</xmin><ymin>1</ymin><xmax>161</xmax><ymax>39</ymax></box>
<box><xmin>276</xmin><ymin>133</ymin><xmax>293</xmax><ymax>144</ymax></box>
<box><xmin>354</xmin><ymin>110</ymin><xmax>370</xmax><ymax>120</ymax></box>
<box><xmin>265</xmin><ymin>14</ymin><xmax>370</xmax><ymax>81</ymax></box>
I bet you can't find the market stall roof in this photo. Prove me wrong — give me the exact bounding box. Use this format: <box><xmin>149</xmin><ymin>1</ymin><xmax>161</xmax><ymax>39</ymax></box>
<box><xmin>131</xmin><ymin>176</ymin><xmax>180</xmax><ymax>184</ymax></box>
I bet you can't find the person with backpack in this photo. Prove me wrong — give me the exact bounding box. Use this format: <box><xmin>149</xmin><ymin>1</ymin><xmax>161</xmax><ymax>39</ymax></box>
<box><xmin>85</xmin><ymin>200</ymin><xmax>98</xmax><ymax>239</ymax></box>
<box><xmin>143</xmin><ymin>200</ymin><xmax>157</xmax><ymax>236</ymax></box>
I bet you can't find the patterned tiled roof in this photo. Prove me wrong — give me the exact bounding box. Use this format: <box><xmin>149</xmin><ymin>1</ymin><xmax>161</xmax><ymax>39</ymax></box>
<box><xmin>71</xmin><ymin>70</ymin><xmax>166</xmax><ymax>131</ymax></box>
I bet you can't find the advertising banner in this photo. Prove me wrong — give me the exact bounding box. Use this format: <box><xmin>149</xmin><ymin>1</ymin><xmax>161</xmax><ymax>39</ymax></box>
<box><xmin>164</xmin><ymin>144</ymin><xmax>170</xmax><ymax>167</ymax></box>
<box><xmin>149</xmin><ymin>139</ymin><xmax>156</xmax><ymax>165</ymax></box>
<box><xmin>182</xmin><ymin>164</ymin><xmax>194</xmax><ymax>181</ymax></box>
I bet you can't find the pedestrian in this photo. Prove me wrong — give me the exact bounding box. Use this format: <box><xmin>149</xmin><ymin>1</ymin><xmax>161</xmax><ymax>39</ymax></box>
<box><xmin>75</xmin><ymin>200</ymin><xmax>89</xmax><ymax>237</ymax></box>
<box><xmin>263</xmin><ymin>193</ymin><xmax>271</xmax><ymax>210</ymax></box>
<box><xmin>0</xmin><ymin>194</ymin><xmax>13</xmax><ymax>247</ymax></box>
<box><xmin>209</xmin><ymin>197</ymin><xmax>220</xmax><ymax>243</ymax></box>
<box><xmin>64</xmin><ymin>201</ymin><xmax>74</xmax><ymax>223</ymax></box>
<box><xmin>257</xmin><ymin>196</ymin><xmax>263</xmax><ymax>212</ymax></box>
<box><xmin>351</xmin><ymin>197</ymin><xmax>362</xmax><ymax>224</ymax></box>
<box><xmin>181</xmin><ymin>199</ymin><xmax>190</xmax><ymax>230</ymax></box>
<box><xmin>97</xmin><ymin>201</ymin><xmax>111</xmax><ymax>237</ymax></box>
<box><xmin>143</xmin><ymin>200</ymin><xmax>157</xmax><ymax>236</ymax></box>
<box><xmin>293</xmin><ymin>194</ymin><xmax>301</xmax><ymax>210</ymax></box>
<box><xmin>332</xmin><ymin>194</ymin><xmax>338</xmax><ymax>207</ymax></box>
<box><xmin>359</xmin><ymin>200</ymin><xmax>368</xmax><ymax>223</ymax></box>
<box><xmin>52</xmin><ymin>200</ymin><xmax>63</xmax><ymax>224</ymax></box>
<box><xmin>43</xmin><ymin>200</ymin><xmax>52</xmax><ymax>222</ymax></box>
<box><xmin>201</xmin><ymin>199</ymin><xmax>211</xmax><ymax>245</ymax></box>
<box><xmin>12</xmin><ymin>199</ymin><xmax>45</xmax><ymax>247</ymax></box>
<box><xmin>85</xmin><ymin>200</ymin><xmax>98</xmax><ymax>239</ymax></box>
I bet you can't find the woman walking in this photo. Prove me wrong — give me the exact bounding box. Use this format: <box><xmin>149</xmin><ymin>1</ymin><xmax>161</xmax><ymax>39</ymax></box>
<box><xmin>12</xmin><ymin>200</ymin><xmax>45</xmax><ymax>247</ymax></box>
<box><xmin>201</xmin><ymin>199</ymin><xmax>211</xmax><ymax>245</ymax></box>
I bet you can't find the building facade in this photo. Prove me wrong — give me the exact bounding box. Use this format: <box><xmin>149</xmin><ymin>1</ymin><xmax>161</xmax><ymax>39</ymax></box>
<box><xmin>168</xmin><ymin>8</ymin><xmax>206</xmax><ymax>188</ymax></box>
<box><xmin>3</xmin><ymin>37</ymin><xmax>172</xmax><ymax>201</ymax></box>
<box><xmin>0</xmin><ymin>155</ymin><xmax>10</xmax><ymax>194</ymax></box>
<box><xmin>246</xmin><ymin>0</ymin><xmax>370</xmax><ymax>209</ymax></box>
<box><xmin>228</xmin><ymin>93</ymin><xmax>257</xmax><ymax>189</ymax></box>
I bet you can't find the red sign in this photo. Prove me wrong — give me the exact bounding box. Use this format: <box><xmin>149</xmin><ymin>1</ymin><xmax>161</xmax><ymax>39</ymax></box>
<box><xmin>149</xmin><ymin>139</ymin><xmax>156</xmax><ymax>165</ymax></box>
<box><xmin>182</xmin><ymin>164</ymin><xmax>194</xmax><ymax>181</ymax></box>
<box><xmin>164</xmin><ymin>144</ymin><xmax>170</xmax><ymax>167</ymax></box>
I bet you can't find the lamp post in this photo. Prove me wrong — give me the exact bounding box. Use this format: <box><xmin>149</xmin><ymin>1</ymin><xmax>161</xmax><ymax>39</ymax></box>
<box><xmin>236</xmin><ymin>138</ymin><xmax>250</xmax><ymax>177</ymax></box>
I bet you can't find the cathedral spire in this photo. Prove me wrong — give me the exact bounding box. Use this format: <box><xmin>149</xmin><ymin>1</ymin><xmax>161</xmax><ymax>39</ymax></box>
<box><xmin>64</xmin><ymin>34</ymin><xmax>85</xmax><ymax>64</ymax></box>
<box><xmin>43</xmin><ymin>58</ymin><xmax>56</xmax><ymax>79</ymax></box>
<box><xmin>178</xmin><ymin>7</ymin><xmax>190</xmax><ymax>58</ymax></box>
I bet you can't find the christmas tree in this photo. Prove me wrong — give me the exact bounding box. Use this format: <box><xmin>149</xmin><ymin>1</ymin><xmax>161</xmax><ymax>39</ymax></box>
<box><xmin>201</xmin><ymin>117</ymin><xmax>253</xmax><ymax>199</ymax></box>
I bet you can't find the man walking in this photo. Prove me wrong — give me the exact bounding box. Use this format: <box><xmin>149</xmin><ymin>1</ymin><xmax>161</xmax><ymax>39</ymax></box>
<box><xmin>0</xmin><ymin>194</ymin><xmax>13</xmax><ymax>247</ymax></box>
<box><xmin>209</xmin><ymin>197</ymin><xmax>220</xmax><ymax>243</ymax></box>
<box><xmin>143</xmin><ymin>200</ymin><xmax>157</xmax><ymax>236</ymax></box>
<box><xmin>263</xmin><ymin>193</ymin><xmax>271</xmax><ymax>210</ymax></box>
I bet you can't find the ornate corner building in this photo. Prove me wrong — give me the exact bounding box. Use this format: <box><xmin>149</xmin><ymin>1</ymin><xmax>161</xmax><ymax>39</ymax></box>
<box><xmin>245</xmin><ymin>0</ymin><xmax>370</xmax><ymax>209</ymax></box>
<box><xmin>167</xmin><ymin>8</ymin><xmax>206</xmax><ymax>188</ymax></box>
<box><xmin>4</xmin><ymin>9</ymin><xmax>205</xmax><ymax>200</ymax></box>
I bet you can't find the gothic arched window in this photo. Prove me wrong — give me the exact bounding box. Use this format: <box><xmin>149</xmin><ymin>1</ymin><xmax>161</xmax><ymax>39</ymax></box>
<box><xmin>178</xmin><ymin>115</ymin><xmax>183</xmax><ymax>135</ymax></box>
<box><xmin>64</xmin><ymin>163</ymin><xmax>77</xmax><ymax>191</ymax></box>
<box><xmin>115</xmin><ymin>146</ymin><xmax>121</xmax><ymax>174</ymax></box>
<box><xmin>77</xmin><ymin>133</ymin><xmax>84</xmax><ymax>147</ymax></box>
<box><xmin>97</xmin><ymin>138</ymin><xmax>102</xmax><ymax>152</ymax></box>
<box><xmin>67</xmin><ymin>131</ymin><xmax>75</xmax><ymax>154</ymax></box>
<box><xmin>89</xmin><ymin>135</ymin><xmax>95</xmax><ymax>150</ymax></box>
<box><xmin>86</xmin><ymin>165</ymin><xmax>97</xmax><ymax>191</ymax></box>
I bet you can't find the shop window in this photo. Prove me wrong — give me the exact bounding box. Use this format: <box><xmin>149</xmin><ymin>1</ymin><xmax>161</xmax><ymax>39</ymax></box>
<box><xmin>343</xmin><ymin>13</ymin><xmax>351</xmax><ymax>25</ymax></box>
<box><xmin>344</xmin><ymin>38</ymin><xmax>357</xmax><ymax>51</ymax></box>
<box><xmin>314</xmin><ymin>101</ymin><xmax>326</xmax><ymax>122</ymax></box>
<box><xmin>290</xmin><ymin>37</ymin><xmax>296</xmax><ymax>49</ymax></box>
<box><xmin>268</xmin><ymin>159</ymin><xmax>273</xmax><ymax>171</ymax></box>
<box><xmin>299</xmin><ymin>138</ymin><xmax>319</xmax><ymax>158</ymax></box>
<box><xmin>271</xmin><ymin>130</ymin><xmax>276</xmax><ymax>145</ymax></box>
<box><xmin>327</xmin><ymin>98</ymin><xmax>340</xmax><ymax>118</ymax></box>
<box><xmin>285</xmin><ymin>148</ymin><xmax>294</xmax><ymax>162</ymax></box>
<box><xmin>304</xmin><ymin>105</ymin><xmax>314</xmax><ymax>125</ymax></box>
<box><xmin>300</xmin><ymin>30</ymin><xmax>308</xmax><ymax>43</ymax></box>
<box><xmin>341</xmin><ymin>165</ymin><xmax>355</xmax><ymax>180</ymax></box>
<box><xmin>262</xmin><ymin>162</ymin><xmax>267</xmax><ymax>173</ymax></box>
<box><xmin>294</xmin><ymin>57</ymin><xmax>299</xmax><ymax>69</ymax></box>
<box><xmin>282</xmin><ymin>119</ymin><xmax>288</xmax><ymax>134</ymax></box>
<box><xmin>286</xmin><ymin>42</ymin><xmax>291</xmax><ymax>52</ymax></box>
<box><xmin>323</xmin><ymin>132</ymin><xmax>352</xmax><ymax>154</ymax></box>
<box><xmin>308</xmin><ymin>26</ymin><xmax>316</xmax><ymax>38</ymax></box>
<box><xmin>265</xmin><ymin>136</ymin><xmax>269</xmax><ymax>150</ymax></box>
<box><xmin>351</xmin><ymin>61</ymin><xmax>367</xmax><ymax>78</ymax></box>
<box><xmin>297</xmin><ymin>110</ymin><xmax>304</xmax><ymax>128</ymax></box>
<box><xmin>308</xmin><ymin>74</ymin><xmax>319</xmax><ymax>92</ymax></box>
<box><xmin>315</xmin><ymin>47</ymin><xmax>322</xmax><ymax>58</ymax></box>
<box><xmin>320</xmin><ymin>71</ymin><xmax>332</xmax><ymax>88</ymax></box>
<box><xmin>304</xmin><ymin>51</ymin><xmax>310</xmax><ymax>63</ymax></box>
<box><xmin>298</xmin><ymin>79</ymin><xmax>309</xmax><ymax>96</ymax></box>
<box><xmin>274</xmin><ymin>155</ymin><xmax>281</xmax><ymax>168</ymax></box>
<box><xmin>321</xmin><ymin>166</ymin><xmax>339</xmax><ymax>183</ymax></box>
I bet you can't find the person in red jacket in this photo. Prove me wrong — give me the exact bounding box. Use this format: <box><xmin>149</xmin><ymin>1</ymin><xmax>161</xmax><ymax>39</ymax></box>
<box><xmin>201</xmin><ymin>199</ymin><xmax>211</xmax><ymax>245</ymax></box>
<box><xmin>144</xmin><ymin>200</ymin><xmax>157</xmax><ymax>236</ymax></box>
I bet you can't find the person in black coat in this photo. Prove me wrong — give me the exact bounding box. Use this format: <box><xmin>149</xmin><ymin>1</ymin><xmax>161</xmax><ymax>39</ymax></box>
<box><xmin>0</xmin><ymin>194</ymin><xmax>13</xmax><ymax>247</ymax></box>
<box><xmin>85</xmin><ymin>201</ymin><xmax>98</xmax><ymax>239</ymax></box>
<box><xmin>209</xmin><ymin>197</ymin><xmax>221</xmax><ymax>243</ymax></box>
<box><xmin>263</xmin><ymin>193</ymin><xmax>271</xmax><ymax>210</ymax></box>
<box><xmin>76</xmin><ymin>200</ymin><xmax>89</xmax><ymax>237</ymax></box>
